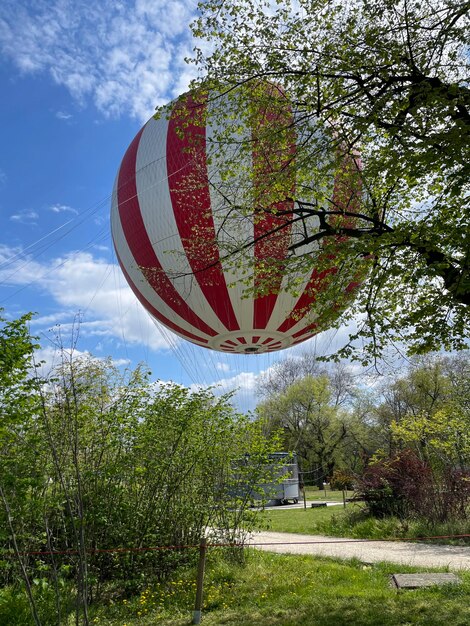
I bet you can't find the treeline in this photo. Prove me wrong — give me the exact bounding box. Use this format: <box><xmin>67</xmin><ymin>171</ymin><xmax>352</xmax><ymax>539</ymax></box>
<box><xmin>0</xmin><ymin>312</ymin><xmax>280</xmax><ymax>625</ymax></box>
<box><xmin>256</xmin><ymin>353</ymin><xmax>470</xmax><ymax>522</ymax></box>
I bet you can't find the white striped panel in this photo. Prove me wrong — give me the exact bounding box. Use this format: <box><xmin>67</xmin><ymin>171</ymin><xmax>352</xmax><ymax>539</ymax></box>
<box><xmin>111</xmin><ymin>186</ymin><xmax>213</xmax><ymax>343</ymax></box>
<box><xmin>264</xmin><ymin>208</ymin><xmax>321</xmax><ymax>332</ymax></box>
<box><xmin>134</xmin><ymin>116</ymin><xmax>227</xmax><ymax>334</ymax></box>
<box><xmin>206</xmin><ymin>93</ymin><xmax>255</xmax><ymax>332</ymax></box>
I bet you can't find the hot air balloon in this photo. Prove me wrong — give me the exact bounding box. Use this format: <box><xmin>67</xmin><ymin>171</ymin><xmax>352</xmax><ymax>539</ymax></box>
<box><xmin>111</xmin><ymin>86</ymin><xmax>361</xmax><ymax>354</ymax></box>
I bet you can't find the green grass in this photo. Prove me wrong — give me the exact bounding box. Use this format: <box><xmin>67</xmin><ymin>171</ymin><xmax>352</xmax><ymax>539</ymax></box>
<box><xmin>87</xmin><ymin>550</ymin><xmax>470</xmax><ymax>625</ymax></box>
<box><xmin>262</xmin><ymin>503</ymin><xmax>343</xmax><ymax>534</ymax></box>
<box><xmin>261</xmin><ymin>505</ymin><xmax>470</xmax><ymax>544</ymax></box>
<box><xmin>3</xmin><ymin>550</ymin><xmax>470</xmax><ymax>625</ymax></box>
<box><xmin>303</xmin><ymin>487</ymin><xmax>346</xmax><ymax>501</ymax></box>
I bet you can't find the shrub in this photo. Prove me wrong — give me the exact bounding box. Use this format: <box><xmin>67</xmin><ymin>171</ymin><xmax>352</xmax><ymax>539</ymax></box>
<box><xmin>356</xmin><ymin>449</ymin><xmax>470</xmax><ymax>523</ymax></box>
<box><xmin>1</xmin><ymin>349</ymin><xmax>282</xmax><ymax>626</ymax></box>
<box><xmin>437</xmin><ymin>468</ymin><xmax>470</xmax><ymax>522</ymax></box>
<box><xmin>354</xmin><ymin>450</ymin><xmax>433</xmax><ymax>519</ymax></box>
<box><xmin>330</xmin><ymin>469</ymin><xmax>354</xmax><ymax>491</ymax></box>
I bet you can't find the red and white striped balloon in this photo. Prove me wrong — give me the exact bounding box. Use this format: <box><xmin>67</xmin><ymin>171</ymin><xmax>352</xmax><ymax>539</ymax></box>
<box><xmin>111</xmin><ymin>90</ymin><xmax>355</xmax><ymax>354</ymax></box>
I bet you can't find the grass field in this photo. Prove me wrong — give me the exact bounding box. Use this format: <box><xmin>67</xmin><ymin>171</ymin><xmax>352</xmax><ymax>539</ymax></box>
<box><xmin>303</xmin><ymin>487</ymin><xmax>347</xmax><ymax>501</ymax></box>
<box><xmin>85</xmin><ymin>550</ymin><xmax>470</xmax><ymax>626</ymax></box>
<box><xmin>3</xmin><ymin>502</ymin><xmax>468</xmax><ymax>624</ymax></box>
<box><xmin>261</xmin><ymin>504</ymin><xmax>470</xmax><ymax>544</ymax></box>
<box><xmin>262</xmin><ymin>502</ymin><xmax>343</xmax><ymax>533</ymax></box>
<box><xmin>3</xmin><ymin>543</ymin><xmax>470</xmax><ymax>625</ymax></box>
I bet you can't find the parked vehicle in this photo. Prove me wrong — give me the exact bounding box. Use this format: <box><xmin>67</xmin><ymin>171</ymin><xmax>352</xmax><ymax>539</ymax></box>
<box><xmin>232</xmin><ymin>452</ymin><xmax>300</xmax><ymax>506</ymax></box>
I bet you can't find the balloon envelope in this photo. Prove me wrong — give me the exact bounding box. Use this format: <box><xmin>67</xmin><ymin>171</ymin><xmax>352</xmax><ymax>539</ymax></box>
<box><xmin>111</xmin><ymin>90</ymin><xmax>358</xmax><ymax>354</ymax></box>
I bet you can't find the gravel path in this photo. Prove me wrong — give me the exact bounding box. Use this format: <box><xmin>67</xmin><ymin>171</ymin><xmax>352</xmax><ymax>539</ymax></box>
<box><xmin>247</xmin><ymin>531</ymin><xmax>470</xmax><ymax>570</ymax></box>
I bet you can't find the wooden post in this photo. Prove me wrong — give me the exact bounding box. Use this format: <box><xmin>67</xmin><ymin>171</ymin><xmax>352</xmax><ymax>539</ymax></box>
<box><xmin>342</xmin><ymin>489</ymin><xmax>346</xmax><ymax>509</ymax></box>
<box><xmin>192</xmin><ymin>537</ymin><xmax>207</xmax><ymax>625</ymax></box>
<box><xmin>300</xmin><ymin>472</ymin><xmax>307</xmax><ymax>510</ymax></box>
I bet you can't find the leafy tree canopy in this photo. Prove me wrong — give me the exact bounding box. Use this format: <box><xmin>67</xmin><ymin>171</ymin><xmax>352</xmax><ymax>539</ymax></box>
<box><xmin>257</xmin><ymin>374</ymin><xmax>351</xmax><ymax>485</ymax></box>
<box><xmin>190</xmin><ymin>0</ymin><xmax>470</xmax><ymax>363</ymax></box>
<box><xmin>0</xmin><ymin>309</ymin><xmax>39</xmax><ymax>446</ymax></box>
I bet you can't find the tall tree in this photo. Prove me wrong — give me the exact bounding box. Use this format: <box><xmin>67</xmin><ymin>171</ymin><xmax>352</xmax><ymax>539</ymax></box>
<box><xmin>0</xmin><ymin>310</ymin><xmax>42</xmax><ymax>625</ymax></box>
<box><xmin>257</xmin><ymin>353</ymin><xmax>325</xmax><ymax>398</ymax></box>
<box><xmin>257</xmin><ymin>375</ymin><xmax>349</xmax><ymax>486</ymax></box>
<box><xmin>190</xmin><ymin>0</ymin><xmax>470</xmax><ymax>362</ymax></box>
<box><xmin>258</xmin><ymin>353</ymin><xmax>356</xmax><ymax>406</ymax></box>
<box><xmin>355</xmin><ymin>354</ymin><xmax>470</xmax><ymax>457</ymax></box>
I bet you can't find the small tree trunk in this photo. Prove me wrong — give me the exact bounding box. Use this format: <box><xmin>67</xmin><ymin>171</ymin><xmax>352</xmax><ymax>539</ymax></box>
<box><xmin>0</xmin><ymin>485</ymin><xmax>42</xmax><ymax>626</ymax></box>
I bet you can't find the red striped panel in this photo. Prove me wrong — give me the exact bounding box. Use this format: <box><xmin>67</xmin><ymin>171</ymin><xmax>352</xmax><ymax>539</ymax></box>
<box><xmin>167</xmin><ymin>94</ymin><xmax>240</xmax><ymax>332</ymax></box>
<box><xmin>276</xmin><ymin>267</ymin><xmax>336</xmax><ymax>334</ymax></box>
<box><xmin>293</xmin><ymin>335</ymin><xmax>315</xmax><ymax>346</ymax></box>
<box><xmin>252</xmin><ymin>88</ymin><xmax>295</xmax><ymax>329</ymax></box>
<box><xmin>114</xmin><ymin>249</ymin><xmax>209</xmax><ymax>345</ymax></box>
<box><xmin>253</xmin><ymin>206</ymin><xmax>293</xmax><ymax>329</ymax></box>
<box><xmin>276</xmin><ymin>153</ymin><xmax>361</xmax><ymax>338</ymax></box>
<box><xmin>292</xmin><ymin>322</ymin><xmax>317</xmax><ymax>339</ymax></box>
<box><xmin>117</xmin><ymin>124</ymin><xmax>217</xmax><ymax>338</ymax></box>
<box><xmin>331</xmin><ymin>153</ymin><xmax>361</xmax><ymax>226</ymax></box>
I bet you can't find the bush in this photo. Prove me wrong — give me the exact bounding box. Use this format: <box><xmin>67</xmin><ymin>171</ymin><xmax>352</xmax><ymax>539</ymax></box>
<box><xmin>438</xmin><ymin>468</ymin><xmax>470</xmax><ymax>522</ymax></box>
<box><xmin>1</xmin><ymin>350</ymin><xmax>282</xmax><ymax>625</ymax></box>
<box><xmin>330</xmin><ymin>469</ymin><xmax>354</xmax><ymax>491</ymax></box>
<box><xmin>354</xmin><ymin>450</ymin><xmax>433</xmax><ymax>519</ymax></box>
<box><xmin>355</xmin><ymin>449</ymin><xmax>470</xmax><ymax>523</ymax></box>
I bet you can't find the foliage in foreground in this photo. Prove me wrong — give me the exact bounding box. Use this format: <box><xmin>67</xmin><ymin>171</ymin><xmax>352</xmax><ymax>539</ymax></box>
<box><xmin>0</xmin><ymin>312</ymin><xmax>281</xmax><ymax>625</ymax></box>
<box><xmin>3</xmin><ymin>550</ymin><xmax>470</xmax><ymax>626</ymax></box>
<box><xmin>190</xmin><ymin>0</ymin><xmax>470</xmax><ymax>362</ymax></box>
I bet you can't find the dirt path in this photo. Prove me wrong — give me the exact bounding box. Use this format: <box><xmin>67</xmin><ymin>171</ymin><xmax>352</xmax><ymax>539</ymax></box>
<box><xmin>247</xmin><ymin>531</ymin><xmax>470</xmax><ymax>570</ymax></box>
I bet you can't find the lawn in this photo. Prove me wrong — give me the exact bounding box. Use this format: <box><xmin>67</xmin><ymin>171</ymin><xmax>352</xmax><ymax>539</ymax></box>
<box><xmin>262</xmin><ymin>503</ymin><xmax>343</xmax><ymax>534</ymax></box>
<box><xmin>3</xmin><ymin>505</ymin><xmax>468</xmax><ymax>625</ymax></box>
<box><xmin>85</xmin><ymin>550</ymin><xmax>470</xmax><ymax>626</ymax></box>
<box><xmin>261</xmin><ymin>504</ymin><xmax>470</xmax><ymax>544</ymax></box>
<box><xmin>303</xmin><ymin>486</ymin><xmax>348</xmax><ymax>501</ymax></box>
<box><xmin>3</xmin><ymin>547</ymin><xmax>470</xmax><ymax>625</ymax></box>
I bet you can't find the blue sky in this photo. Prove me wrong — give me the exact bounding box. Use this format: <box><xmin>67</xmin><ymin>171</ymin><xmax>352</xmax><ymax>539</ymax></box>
<box><xmin>0</xmin><ymin>0</ymin><xmax>354</xmax><ymax>411</ymax></box>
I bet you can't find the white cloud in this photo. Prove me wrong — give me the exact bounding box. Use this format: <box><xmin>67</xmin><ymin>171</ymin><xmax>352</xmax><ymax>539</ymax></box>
<box><xmin>0</xmin><ymin>0</ymin><xmax>199</xmax><ymax>121</ymax></box>
<box><xmin>0</xmin><ymin>246</ymin><xmax>175</xmax><ymax>352</ymax></box>
<box><xmin>29</xmin><ymin>311</ymin><xmax>77</xmax><ymax>327</ymax></box>
<box><xmin>49</xmin><ymin>203</ymin><xmax>78</xmax><ymax>214</ymax></box>
<box><xmin>189</xmin><ymin>369</ymin><xmax>262</xmax><ymax>413</ymax></box>
<box><xmin>33</xmin><ymin>345</ymin><xmax>131</xmax><ymax>378</ymax></box>
<box><xmin>0</xmin><ymin>243</ymin><xmax>49</xmax><ymax>282</ymax></box>
<box><xmin>55</xmin><ymin>111</ymin><xmax>72</xmax><ymax>120</ymax></box>
<box><xmin>10</xmin><ymin>210</ymin><xmax>39</xmax><ymax>225</ymax></box>
<box><xmin>215</xmin><ymin>361</ymin><xmax>231</xmax><ymax>372</ymax></box>
<box><xmin>215</xmin><ymin>370</ymin><xmax>259</xmax><ymax>394</ymax></box>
